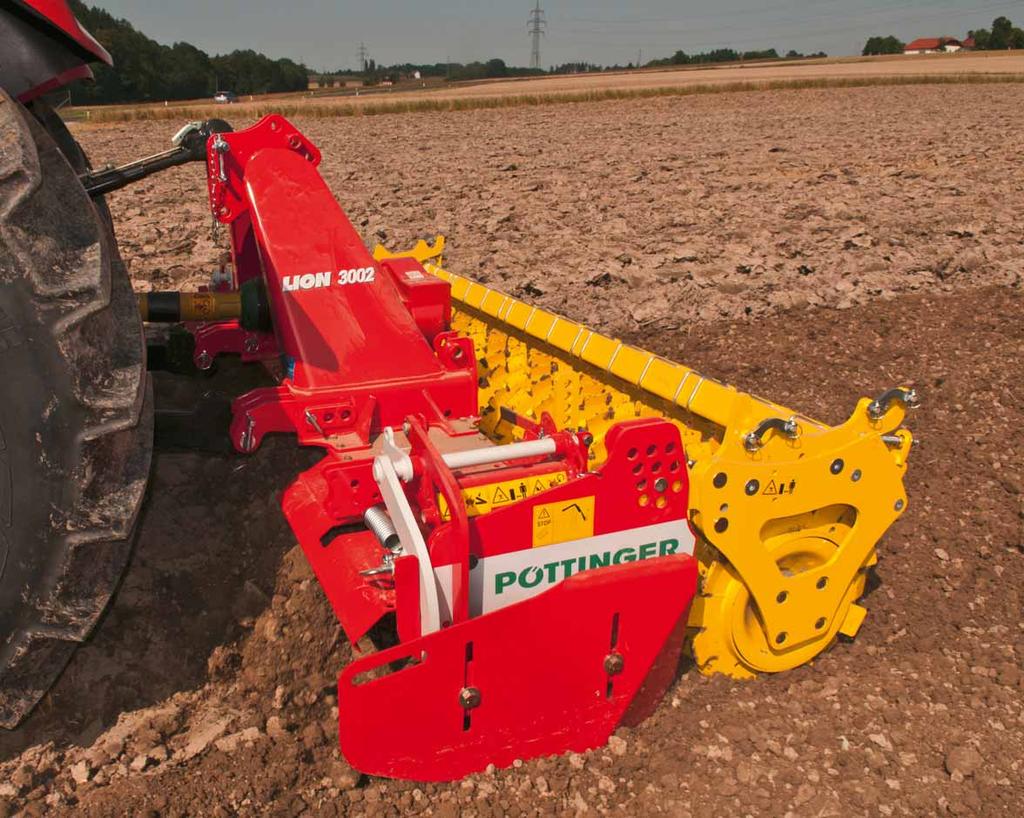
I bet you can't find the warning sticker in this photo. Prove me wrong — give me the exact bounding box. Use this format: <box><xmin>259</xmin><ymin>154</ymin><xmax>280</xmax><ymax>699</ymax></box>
<box><xmin>437</xmin><ymin>471</ymin><xmax>569</xmax><ymax>520</ymax></box>
<box><xmin>532</xmin><ymin>496</ymin><xmax>595</xmax><ymax>548</ymax></box>
<box><xmin>762</xmin><ymin>478</ymin><xmax>797</xmax><ymax>496</ymax></box>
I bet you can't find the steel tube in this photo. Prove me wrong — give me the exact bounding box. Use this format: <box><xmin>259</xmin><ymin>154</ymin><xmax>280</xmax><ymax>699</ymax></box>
<box><xmin>441</xmin><ymin>438</ymin><xmax>557</xmax><ymax>470</ymax></box>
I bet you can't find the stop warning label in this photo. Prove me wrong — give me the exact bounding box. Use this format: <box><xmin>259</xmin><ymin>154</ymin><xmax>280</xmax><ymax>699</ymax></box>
<box><xmin>532</xmin><ymin>496</ymin><xmax>595</xmax><ymax>548</ymax></box>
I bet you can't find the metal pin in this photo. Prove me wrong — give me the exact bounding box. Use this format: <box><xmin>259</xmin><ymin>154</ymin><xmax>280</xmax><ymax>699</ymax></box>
<box><xmin>239</xmin><ymin>414</ymin><xmax>256</xmax><ymax>452</ymax></box>
<box><xmin>305</xmin><ymin>409</ymin><xmax>324</xmax><ymax>436</ymax></box>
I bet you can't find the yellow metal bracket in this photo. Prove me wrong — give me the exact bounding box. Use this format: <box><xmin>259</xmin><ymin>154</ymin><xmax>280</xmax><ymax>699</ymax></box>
<box><xmin>689</xmin><ymin>393</ymin><xmax>910</xmax><ymax>671</ymax></box>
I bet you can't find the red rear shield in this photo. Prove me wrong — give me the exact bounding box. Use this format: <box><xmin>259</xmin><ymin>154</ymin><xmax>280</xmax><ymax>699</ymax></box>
<box><xmin>338</xmin><ymin>553</ymin><xmax>697</xmax><ymax>781</ymax></box>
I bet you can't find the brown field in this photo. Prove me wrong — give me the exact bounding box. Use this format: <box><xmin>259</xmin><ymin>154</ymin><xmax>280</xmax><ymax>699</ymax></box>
<box><xmin>2</xmin><ymin>82</ymin><xmax>1022</xmax><ymax>816</ymax></box>
<box><xmin>71</xmin><ymin>51</ymin><xmax>1024</xmax><ymax>122</ymax></box>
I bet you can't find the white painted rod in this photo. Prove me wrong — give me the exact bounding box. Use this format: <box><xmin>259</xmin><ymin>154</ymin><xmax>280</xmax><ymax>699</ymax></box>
<box><xmin>441</xmin><ymin>437</ymin><xmax>558</xmax><ymax>471</ymax></box>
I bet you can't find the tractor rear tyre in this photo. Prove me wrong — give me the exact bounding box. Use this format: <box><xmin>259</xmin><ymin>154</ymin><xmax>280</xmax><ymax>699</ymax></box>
<box><xmin>0</xmin><ymin>90</ymin><xmax>152</xmax><ymax>728</ymax></box>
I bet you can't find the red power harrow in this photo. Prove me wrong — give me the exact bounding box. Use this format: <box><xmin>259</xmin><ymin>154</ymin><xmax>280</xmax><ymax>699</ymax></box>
<box><xmin>164</xmin><ymin>115</ymin><xmax>699</xmax><ymax>780</ymax></box>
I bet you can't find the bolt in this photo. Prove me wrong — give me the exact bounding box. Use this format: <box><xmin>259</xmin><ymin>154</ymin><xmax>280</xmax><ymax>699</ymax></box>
<box><xmin>458</xmin><ymin>686</ymin><xmax>481</xmax><ymax>710</ymax></box>
<box><xmin>654</xmin><ymin>477</ymin><xmax>668</xmax><ymax>493</ymax></box>
<box><xmin>776</xmin><ymin>591</ymin><xmax>788</xmax><ymax>604</ymax></box>
<box><xmin>714</xmin><ymin>518</ymin><xmax>729</xmax><ymax>534</ymax></box>
<box><xmin>745</xmin><ymin>479</ymin><xmax>760</xmax><ymax>496</ymax></box>
<box><xmin>244</xmin><ymin>336</ymin><xmax>259</xmax><ymax>353</ymax></box>
<box><xmin>815</xmin><ymin>617</ymin><xmax>827</xmax><ymax>630</ymax></box>
<box><xmin>239</xmin><ymin>414</ymin><xmax>255</xmax><ymax>453</ymax></box>
<box><xmin>713</xmin><ymin>472</ymin><xmax>728</xmax><ymax>488</ymax></box>
<box><xmin>851</xmin><ymin>469</ymin><xmax>862</xmax><ymax>482</ymax></box>
<box><xmin>895</xmin><ymin>499</ymin><xmax>905</xmax><ymax>512</ymax></box>
<box><xmin>775</xmin><ymin>632</ymin><xmax>788</xmax><ymax>645</ymax></box>
<box><xmin>816</xmin><ymin>576</ymin><xmax>828</xmax><ymax>590</ymax></box>
<box><xmin>604</xmin><ymin>652</ymin><xmax>624</xmax><ymax>676</ymax></box>
<box><xmin>830</xmin><ymin>458</ymin><xmax>844</xmax><ymax>475</ymax></box>
<box><xmin>196</xmin><ymin>350</ymin><xmax>213</xmax><ymax>371</ymax></box>
<box><xmin>582</xmin><ymin>433</ymin><xmax>594</xmax><ymax>447</ymax></box>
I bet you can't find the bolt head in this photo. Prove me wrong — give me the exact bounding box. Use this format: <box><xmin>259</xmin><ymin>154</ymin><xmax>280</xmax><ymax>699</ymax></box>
<box><xmin>604</xmin><ymin>652</ymin><xmax>624</xmax><ymax>676</ymax></box>
<box><xmin>745</xmin><ymin>479</ymin><xmax>759</xmax><ymax>496</ymax></box>
<box><xmin>458</xmin><ymin>686</ymin><xmax>481</xmax><ymax>710</ymax></box>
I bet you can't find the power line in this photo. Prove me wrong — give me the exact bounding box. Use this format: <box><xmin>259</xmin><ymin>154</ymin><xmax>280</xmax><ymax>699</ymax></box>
<box><xmin>528</xmin><ymin>1</ymin><xmax>547</xmax><ymax>70</ymax></box>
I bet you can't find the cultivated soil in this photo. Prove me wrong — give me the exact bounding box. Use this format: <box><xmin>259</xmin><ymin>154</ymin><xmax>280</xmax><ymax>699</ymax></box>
<box><xmin>1</xmin><ymin>84</ymin><xmax>1021</xmax><ymax>817</ymax></box>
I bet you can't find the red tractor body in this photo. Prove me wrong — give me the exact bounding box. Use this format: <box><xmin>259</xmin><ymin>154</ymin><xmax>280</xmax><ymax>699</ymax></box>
<box><xmin>1</xmin><ymin>0</ymin><xmax>110</xmax><ymax>101</ymax></box>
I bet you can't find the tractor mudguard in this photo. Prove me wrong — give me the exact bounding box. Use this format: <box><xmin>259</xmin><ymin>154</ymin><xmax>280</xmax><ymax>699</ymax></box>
<box><xmin>337</xmin><ymin>553</ymin><xmax>697</xmax><ymax>781</ymax></box>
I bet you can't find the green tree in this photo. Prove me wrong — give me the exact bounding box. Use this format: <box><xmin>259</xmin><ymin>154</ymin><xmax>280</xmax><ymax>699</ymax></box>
<box><xmin>485</xmin><ymin>58</ymin><xmax>508</xmax><ymax>77</ymax></box>
<box><xmin>862</xmin><ymin>35</ymin><xmax>905</xmax><ymax>56</ymax></box>
<box><xmin>991</xmin><ymin>15</ymin><xmax>1014</xmax><ymax>49</ymax></box>
<box><xmin>67</xmin><ymin>1</ymin><xmax>309</xmax><ymax>103</ymax></box>
<box><xmin>969</xmin><ymin>28</ymin><xmax>992</xmax><ymax>49</ymax></box>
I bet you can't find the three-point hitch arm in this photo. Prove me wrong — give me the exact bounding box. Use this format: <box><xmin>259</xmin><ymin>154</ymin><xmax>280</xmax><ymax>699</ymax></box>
<box><xmin>80</xmin><ymin>118</ymin><xmax>232</xmax><ymax>197</ymax></box>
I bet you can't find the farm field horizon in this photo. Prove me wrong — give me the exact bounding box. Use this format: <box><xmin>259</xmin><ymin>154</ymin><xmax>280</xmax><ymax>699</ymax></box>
<box><xmin>67</xmin><ymin>51</ymin><xmax>1024</xmax><ymax>121</ymax></box>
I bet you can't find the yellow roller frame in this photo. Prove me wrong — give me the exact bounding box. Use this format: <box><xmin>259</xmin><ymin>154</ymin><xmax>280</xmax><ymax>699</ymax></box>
<box><xmin>375</xmin><ymin>238</ymin><xmax>914</xmax><ymax>677</ymax></box>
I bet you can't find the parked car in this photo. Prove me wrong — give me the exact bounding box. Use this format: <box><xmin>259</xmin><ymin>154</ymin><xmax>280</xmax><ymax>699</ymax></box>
<box><xmin>213</xmin><ymin>90</ymin><xmax>237</xmax><ymax>103</ymax></box>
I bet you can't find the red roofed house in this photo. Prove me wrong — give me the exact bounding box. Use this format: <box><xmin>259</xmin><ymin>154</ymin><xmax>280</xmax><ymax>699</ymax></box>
<box><xmin>904</xmin><ymin>37</ymin><xmax>963</xmax><ymax>54</ymax></box>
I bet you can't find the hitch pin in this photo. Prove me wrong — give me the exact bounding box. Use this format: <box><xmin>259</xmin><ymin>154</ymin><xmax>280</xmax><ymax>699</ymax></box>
<box><xmin>304</xmin><ymin>409</ymin><xmax>325</xmax><ymax>436</ymax></box>
<box><xmin>213</xmin><ymin>133</ymin><xmax>230</xmax><ymax>183</ymax></box>
<box><xmin>881</xmin><ymin>433</ymin><xmax>916</xmax><ymax>448</ymax></box>
<box><xmin>360</xmin><ymin>553</ymin><xmax>395</xmax><ymax>577</ymax></box>
<box><xmin>239</xmin><ymin>413</ymin><xmax>256</xmax><ymax>452</ymax></box>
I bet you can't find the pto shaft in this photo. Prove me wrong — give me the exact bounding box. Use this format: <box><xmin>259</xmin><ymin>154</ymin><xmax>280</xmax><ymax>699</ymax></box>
<box><xmin>139</xmin><ymin>291</ymin><xmax>241</xmax><ymax>323</ymax></box>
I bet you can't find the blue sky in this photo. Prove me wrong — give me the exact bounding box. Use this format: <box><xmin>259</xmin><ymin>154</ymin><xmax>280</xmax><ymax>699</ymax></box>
<box><xmin>91</xmin><ymin>0</ymin><xmax>1022</xmax><ymax>70</ymax></box>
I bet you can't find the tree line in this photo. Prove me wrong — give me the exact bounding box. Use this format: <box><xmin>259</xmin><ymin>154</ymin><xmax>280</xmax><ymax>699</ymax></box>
<box><xmin>67</xmin><ymin>1</ymin><xmax>309</xmax><ymax>104</ymax></box>
<box><xmin>968</xmin><ymin>16</ymin><xmax>1024</xmax><ymax>49</ymax></box>
<box><xmin>863</xmin><ymin>15</ymin><xmax>1024</xmax><ymax>55</ymax></box>
<box><xmin>324</xmin><ymin>59</ymin><xmax>543</xmax><ymax>84</ymax></box>
<box><xmin>647</xmin><ymin>47</ymin><xmax>825</xmax><ymax>68</ymax></box>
